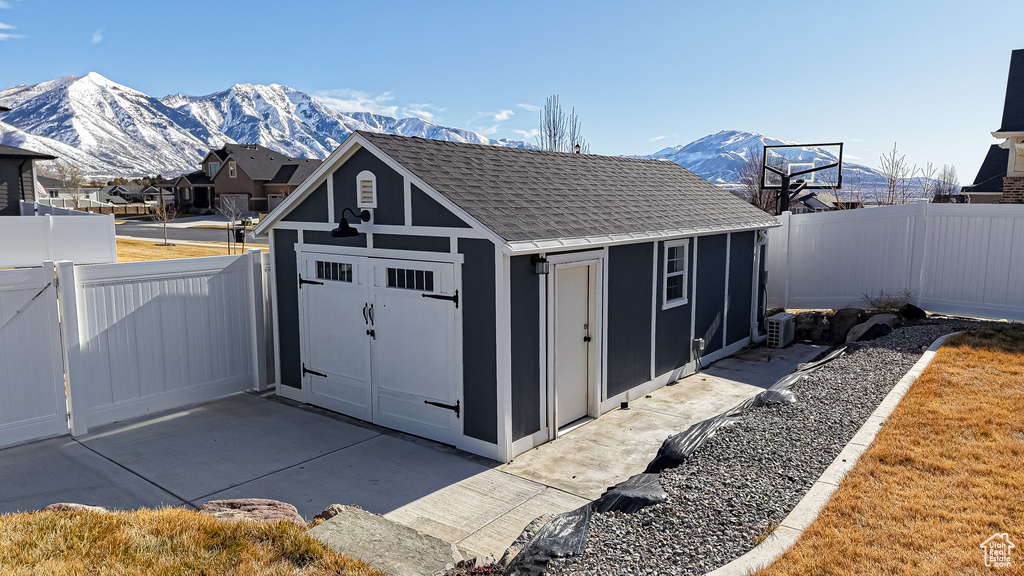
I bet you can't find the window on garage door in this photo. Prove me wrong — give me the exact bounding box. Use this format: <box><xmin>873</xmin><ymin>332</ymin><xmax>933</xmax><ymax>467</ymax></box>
<box><xmin>386</xmin><ymin>267</ymin><xmax>434</xmax><ymax>292</ymax></box>
<box><xmin>316</xmin><ymin>260</ymin><xmax>353</xmax><ymax>283</ymax></box>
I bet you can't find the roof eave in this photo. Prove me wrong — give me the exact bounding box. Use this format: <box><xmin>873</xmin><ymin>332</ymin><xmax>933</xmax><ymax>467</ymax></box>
<box><xmin>992</xmin><ymin>131</ymin><xmax>1024</xmax><ymax>138</ymax></box>
<box><xmin>501</xmin><ymin>221</ymin><xmax>779</xmax><ymax>256</ymax></box>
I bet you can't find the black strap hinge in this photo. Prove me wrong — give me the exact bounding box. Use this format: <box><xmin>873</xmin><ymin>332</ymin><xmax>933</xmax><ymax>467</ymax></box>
<box><xmin>422</xmin><ymin>289</ymin><xmax>459</xmax><ymax>308</ymax></box>
<box><xmin>424</xmin><ymin>399</ymin><xmax>460</xmax><ymax>418</ymax></box>
<box><xmin>299</xmin><ymin>277</ymin><xmax>324</xmax><ymax>288</ymax></box>
<box><xmin>302</xmin><ymin>363</ymin><xmax>327</xmax><ymax>378</ymax></box>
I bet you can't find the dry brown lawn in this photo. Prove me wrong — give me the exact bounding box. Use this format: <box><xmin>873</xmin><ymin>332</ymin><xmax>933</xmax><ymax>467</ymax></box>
<box><xmin>117</xmin><ymin>238</ymin><xmax>266</xmax><ymax>262</ymax></box>
<box><xmin>0</xmin><ymin>507</ymin><xmax>385</xmax><ymax>576</ymax></box>
<box><xmin>757</xmin><ymin>324</ymin><xmax>1024</xmax><ymax>576</ymax></box>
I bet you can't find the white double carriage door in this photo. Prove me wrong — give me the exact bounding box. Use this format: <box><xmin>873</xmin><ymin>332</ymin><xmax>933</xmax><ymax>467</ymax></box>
<box><xmin>298</xmin><ymin>252</ymin><xmax>460</xmax><ymax>445</ymax></box>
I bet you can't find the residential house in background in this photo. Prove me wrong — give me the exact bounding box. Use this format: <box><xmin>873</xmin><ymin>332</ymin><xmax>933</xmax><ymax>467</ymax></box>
<box><xmin>0</xmin><ymin>105</ymin><xmax>57</xmax><ymax>215</ymax></box>
<box><xmin>167</xmin><ymin>143</ymin><xmax>321</xmax><ymax>213</ymax></box>
<box><xmin>254</xmin><ymin>131</ymin><xmax>778</xmax><ymax>462</ymax></box>
<box><xmin>963</xmin><ymin>48</ymin><xmax>1024</xmax><ymax>204</ymax></box>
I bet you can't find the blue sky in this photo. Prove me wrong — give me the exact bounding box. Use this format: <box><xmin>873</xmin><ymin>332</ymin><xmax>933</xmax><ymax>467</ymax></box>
<box><xmin>1</xmin><ymin>0</ymin><xmax>1022</xmax><ymax>180</ymax></box>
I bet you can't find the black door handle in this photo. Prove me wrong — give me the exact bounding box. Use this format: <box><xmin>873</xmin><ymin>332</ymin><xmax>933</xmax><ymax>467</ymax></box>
<box><xmin>368</xmin><ymin>303</ymin><xmax>374</xmax><ymax>326</ymax></box>
<box><xmin>362</xmin><ymin>303</ymin><xmax>369</xmax><ymax>325</ymax></box>
<box><xmin>366</xmin><ymin>329</ymin><xmax>375</xmax><ymax>339</ymax></box>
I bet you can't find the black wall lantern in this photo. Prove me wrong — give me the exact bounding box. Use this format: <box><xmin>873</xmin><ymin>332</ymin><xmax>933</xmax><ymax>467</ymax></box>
<box><xmin>531</xmin><ymin>254</ymin><xmax>549</xmax><ymax>275</ymax></box>
<box><xmin>331</xmin><ymin>207</ymin><xmax>371</xmax><ymax>238</ymax></box>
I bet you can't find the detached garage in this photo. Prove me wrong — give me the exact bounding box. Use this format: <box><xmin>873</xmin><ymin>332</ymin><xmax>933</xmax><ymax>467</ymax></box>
<box><xmin>254</xmin><ymin>132</ymin><xmax>778</xmax><ymax>462</ymax></box>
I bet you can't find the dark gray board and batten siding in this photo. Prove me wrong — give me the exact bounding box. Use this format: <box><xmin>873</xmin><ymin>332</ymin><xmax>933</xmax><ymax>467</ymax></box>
<box><xmin>510</xmin><ymin>255</ymin><xmax>541</xmax><ymax>442</ymax></box>
<box><xmin>655</xmin><ymin>239</ymin><xmax>694</xmax><ymax>376</ymax></box>
<box><xmin>726</xmin><ymin>231</ymin><xmax>755</xmax><ymax>345</ymax></box>
<box><xmin>694</xmin><ymin>234</ymin><xmax>728</xmax><ymax>355</ymax></box>
<box><xmin>606</xmin><ymin>242</ymin><xmax>655</xmax><ymax>398</ymax></box>
<box><xmin>458</xmin><ymin>238</ymin><xmax>498</xmax><ymax>444</ymax></box>
<box><xmin>332</xmin><ymin>147</ymin><xmax>405</xmax><ymax>226</ymax></box>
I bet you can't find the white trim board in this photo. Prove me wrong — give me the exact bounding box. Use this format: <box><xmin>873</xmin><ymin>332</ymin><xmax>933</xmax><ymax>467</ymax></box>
<box><xmin>295</xmin><ymin>243</ymin><xmax>466</xmax><ymax>265</ymax></box>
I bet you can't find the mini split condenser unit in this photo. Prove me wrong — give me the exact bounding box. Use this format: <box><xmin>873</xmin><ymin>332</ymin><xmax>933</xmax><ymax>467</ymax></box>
<box><xmin>766</xmin><ymin>312</ymin><xmax>795</xmax><ymax>348</ymax></box>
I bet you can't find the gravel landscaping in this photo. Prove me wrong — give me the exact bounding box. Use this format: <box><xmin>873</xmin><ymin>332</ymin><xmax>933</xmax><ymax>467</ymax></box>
<box><xmin>545</xmin><ymin>319</ymin><xmax>980</xmax><ymax>576</ymax></box>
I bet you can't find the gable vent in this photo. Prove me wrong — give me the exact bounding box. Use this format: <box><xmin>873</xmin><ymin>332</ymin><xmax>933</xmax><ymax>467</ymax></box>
<box><xmin>356</xmin><ymin>170</ymin><xmax>377</xmax><ymax>208</ymax></box>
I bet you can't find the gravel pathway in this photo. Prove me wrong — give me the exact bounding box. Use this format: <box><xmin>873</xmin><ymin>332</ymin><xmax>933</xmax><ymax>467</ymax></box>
<box><xmin>546</xmin><ymin>319</ymin><xmax>978</xmax><ymax>576</ymax></box>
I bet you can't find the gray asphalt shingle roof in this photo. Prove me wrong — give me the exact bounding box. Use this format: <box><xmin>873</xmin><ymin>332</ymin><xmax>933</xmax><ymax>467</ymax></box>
<box><xmin>0</xmin><ymin>143</ymin><xmax>57</xmax><ymax>160</ymax></box>
<box><xmin>221</xmin><ymin>143</ymin><xmax>322</xmax><ymax>183</ymax></box>
<box><xmin>998</xmin><ymin>49</ymin><xmax>1024</xmax><ymax>133</ymax></box>
<box><xmin>358</xmin><ymin>131</ymin><xmax>777</xmax><ymax>243</ymax></box>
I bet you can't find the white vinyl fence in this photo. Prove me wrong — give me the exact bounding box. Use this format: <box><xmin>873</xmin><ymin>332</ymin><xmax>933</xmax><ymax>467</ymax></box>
<box><xmin>766</xmin><ymin>200</ymin><xmax>1024</xmax><ymax>321</ymax></box>
<box><xmin>0</xmin><ymin>213</ymin><xmax>116</xmax><ymax>267</ymax></box>
<box><xmin>0</xmin><ymin>250</ymin><xmax>273</xmax><ymax>448</ymax></box>
<box><xmin>20</xmin><ymin>200</ymin><xmax>105</xmax><ymax>215</ymax></box>
<box><xmin>0</xmin><ymin>263</ymin><xmax>69</xmax><ymax>447</ymax></box>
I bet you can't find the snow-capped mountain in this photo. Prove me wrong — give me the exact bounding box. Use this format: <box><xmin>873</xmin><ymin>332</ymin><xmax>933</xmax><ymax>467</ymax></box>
<box><xmin>0</xmin><ymin>73</ymin><xmax>534</xmax><ymax>179</ymax></box>
<box><xmin>645</xmin><ymin>130</ymin><xmax>886</xmax><ymax>194</ymax></box>
<box><xmin>1</xmin><ymin>74</ymin><xmax>887</xmax><ymax>196</ymax></box>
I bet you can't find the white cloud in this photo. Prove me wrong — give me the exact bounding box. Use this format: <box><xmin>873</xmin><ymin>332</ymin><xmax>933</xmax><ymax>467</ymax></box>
<box><xmin>493</xmin><ymin>109</ymin><xmax>514</xmax><ymax>122</ymax></box>
<box><xmin>0</xmin><ymin>22</ymin><xmax>12</xmax><ymax>28</ymax></box>
<box><xmin>0</xmin><ymin>32</ymin><xmax>22</xmax><ymax>39</ymax></box>
<box><xmin>0</xmin><ymin>2</ymin><xmax>12</xmax><ymax>9</ymax></box>
<box><xmin>516</xmin><ymin>103</ymin><xmax>541</xmax><ymax>112</ymax></box>
<box><xmin>91</xmin><ymin>28</ymin><xmax>103</xmax><ymax>43</ymax></box>
<box><xmin>315</xmin><ymin>89</ymin><xmax>399</xmax><ymax>116</ymax></box>
<box><xmin>477</xmin><ymin>124</ymin><xmax>500</xmax><ymax>136</ymax></box>
<box><xmin>513</xmin><ymin>128</ymin><xmax>540</xmax><ymax>140</ymax></box>
<box><xmin>648</xmin><ymin>134</ymin><xmax>678</xmax><ymax>143</ymax></box>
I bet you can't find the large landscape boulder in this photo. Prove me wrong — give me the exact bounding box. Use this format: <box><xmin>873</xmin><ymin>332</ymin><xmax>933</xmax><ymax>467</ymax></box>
<box><xmin>846</xmin><ymin>313</ymin><xmax>899</xmax><ymax>343</ymax></box>
<box><xmin>794</xmin><ymin>311</ymin><xmax>829</xmax><ymax>343</ymax></box>
<box><xmin>42</xmin><ymin>503</ymin><xmax>108</xmax><ymax>513</ymax></box>
<box><xmin>308</xmin><ymin>506</ymin><xmax>468</xmax><ymax>576</ymax></box>
<box><xmin>899</xmin><ymin>303</ymin><xmax>927</xmax><ymax>321</ymax></box>
<box><xmin>198</xmin><ymin>498</ymin><xmax>306</xmax><ymax>526</ymax></box>
<box><xmin>830</xmin><ymin>308</ymin><xmax>867</xmax><ymax>345</ymax></box>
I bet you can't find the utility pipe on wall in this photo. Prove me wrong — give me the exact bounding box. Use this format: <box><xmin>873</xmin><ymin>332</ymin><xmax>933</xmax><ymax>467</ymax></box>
<box><xmin>750</xmin><ymin>229</ymin><xmax>769</xmax><ymax>344</ymax></box>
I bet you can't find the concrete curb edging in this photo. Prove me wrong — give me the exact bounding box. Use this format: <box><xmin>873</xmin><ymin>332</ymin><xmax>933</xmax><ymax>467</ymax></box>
<box><xmin>705</xmin><ymin>332</ymin><xmax>960</xmax><ymax>576</ymax></box>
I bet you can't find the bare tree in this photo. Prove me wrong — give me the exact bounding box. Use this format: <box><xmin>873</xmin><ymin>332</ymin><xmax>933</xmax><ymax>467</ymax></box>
<box><xmin>919</xmin><ymin>162</ymin><xmax>936</xmax><ymax>200</ymax></box>
<box><xmin>149</xmin><ymin>192</ymin><xmax>177</xmax><ymax>246</ymax></box>
<box><xmin>874</xmin><ymin>143</ymin><xmax>922</xmax><ymax>205</ymax></box>
<box><xmin>49</xmin><ymin>161</ymin><xmax>86</xmax><ymax>209</ymax></box>
<box><xmin>933</xmin><ymin>164</ymin><xmax>960</xmax><ymax>199</ymax></box>
<box><xmin>738</xmin><ymin>149</ymin><xmax>776</xmax><ymax>213</ymax></box>
<box><xmin>537</xmin><ymin>95</ymin><xmax>589</xmax><ymax>153</ymax></box>
<box><xmin>219</xmin><ymin>196</ymin><xmax>246</xmax><ymax>254</ymax></box>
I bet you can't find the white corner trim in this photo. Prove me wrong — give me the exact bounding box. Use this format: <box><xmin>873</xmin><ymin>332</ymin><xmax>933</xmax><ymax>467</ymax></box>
<box><xmin>705</xmin><ymin>332</ymin><xmax>959</xmax><ymax>576</ymax></box>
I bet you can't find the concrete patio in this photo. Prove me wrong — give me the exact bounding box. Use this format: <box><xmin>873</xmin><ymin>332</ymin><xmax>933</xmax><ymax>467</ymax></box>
<box><xmin>0</xmin><ymin>342</ymin><xmax>822</xmax><ymax>562</ymax></box>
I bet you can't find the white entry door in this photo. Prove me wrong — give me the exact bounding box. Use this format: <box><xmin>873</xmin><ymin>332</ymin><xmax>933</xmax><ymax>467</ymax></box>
<box><xmin>371</xmin><ymin>260</ymin><xmax>459</xmax><ymax>445</ymax></box>
<box><xmin>554</xmin><ymin>263</ymin><xmax>595</xmax><ymax>429</ymax></box>
<box><xmin>298</xmin><ymin>252</ymin><xmax>459</xmax><ymax>446</ymax></box>
<box><xmin>299</xmin><ymin>254</ymin><xmax>372</xmax><ymax>420</ymax></box>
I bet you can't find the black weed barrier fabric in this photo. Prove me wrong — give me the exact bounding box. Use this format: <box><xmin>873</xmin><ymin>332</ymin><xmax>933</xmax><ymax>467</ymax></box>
<box><xmin>645</xmin><ymin>345</ymin><xmax>846</xmax><ymax>474</ymax></box>
<box><xmin>505</xmin><ymin>345</ymin><xmax>848</xmax><ymax>576</ymax></box>
<box><xmin>505</xmin><ymin>504</ymin><xmax>592</xmax><ymax>576</ymax></box>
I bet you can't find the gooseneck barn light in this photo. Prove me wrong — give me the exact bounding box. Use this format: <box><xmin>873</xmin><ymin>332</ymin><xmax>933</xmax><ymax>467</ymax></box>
<box><xmin>330</xmin><ymin>207</ymin><xmax>371</xmax><ymax>238</ymax></box>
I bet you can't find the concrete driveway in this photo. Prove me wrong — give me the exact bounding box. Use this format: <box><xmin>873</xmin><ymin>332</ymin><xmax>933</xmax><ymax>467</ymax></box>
<box><xmin>0</xmin><ymin>343</ymin><xmax>821</xmax><ymax>561</ymax></box>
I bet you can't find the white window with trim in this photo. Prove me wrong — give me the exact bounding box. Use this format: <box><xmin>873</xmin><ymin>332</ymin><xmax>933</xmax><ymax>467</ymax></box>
<box><xmin>207</xmin><ymin>162</ymin><xmax>220</xmax><ymax>177</ymax></box>
<box><xmin>356</xmin><ymin>170</ymin><xmax>377</xmax><ymax>209</ymax></box>
<box><xmin>662</xmin><ymin>239</ymin><xmax>689</xmax><ymax>309</ymax></box>
<box><xmin>182</xmin><ymin>188</ymin><xmax>192</xmax><ymax>201</ymax></box>
<box><xmin>228</xmin><ymin>160</ymin><xmax>237</xmax><ymax>178</ymax></box>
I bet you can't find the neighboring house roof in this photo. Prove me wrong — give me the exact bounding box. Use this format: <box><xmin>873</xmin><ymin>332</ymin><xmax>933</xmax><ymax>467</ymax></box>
<box><xmin>36</xmin><ymin>175</ymin><xmax>64</xmax><ymax>189</ymax></box>
<box><xmin>218</xmin><ymin>143</ymin><xmax>322</xmax><ymax>182</ymax></box>
<box><xmin>997</xmin><ymin>49</ymin><xmax>1024</xmax><ymax>133</ymax></box>
<box><xmin>358</xmin><ymin>131</ymin><xmax>778</xmax><ymax>243</ymax></box>
<box><xmin>267</xmin><ymin>162</ymin><xmax>320</xmax><ymax>185</ymax></box>
<box><xmin>0</xmin><ymin>143</ymin><xmax>57</xmax><ymax>160</ymax></box>
<box><xmin>793</xmin><ymin>190</ymin><xmax>840</xmax><ymax>211</ymax></box>
<box><xmin>175</xmin><ymin>170</ymin><xmax>214</xmax><ymax>186</ymax></box>
<box><xmin>963</xmin><ymin>145</ymin><xmax>1008</xmax><ymax>193</ymax></box>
